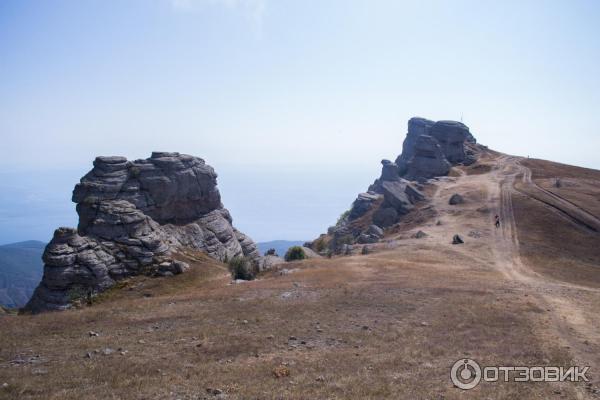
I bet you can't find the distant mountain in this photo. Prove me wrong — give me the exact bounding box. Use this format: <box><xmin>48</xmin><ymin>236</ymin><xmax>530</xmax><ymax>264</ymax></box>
<box><xmin>0</xmin><ymin>241</ymin><xmax>45</xmax><ymax>308</ymax></box>
<box><xmin>257</xmin><ymin>240</ymin><xmax>306</xmax><ymax>257</ymax></box>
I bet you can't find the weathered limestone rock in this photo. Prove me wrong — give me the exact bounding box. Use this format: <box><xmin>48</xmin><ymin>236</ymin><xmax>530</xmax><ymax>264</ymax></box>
<box><xmin>26</xmin><ymin>152</ymin><xmax>259</xmax><ymax>313</ymax></box>
<box><xmin>310</xmin><ymin>116</ymin><xmax>478</xmax><ymax>253</ymax></box>
<box><xmin>429</xmin><ymin>121</ymin><xmax>470</xmax><ymax>164</ymax></box>
<box><xmin>395</xmin><ymin>117</ymin><xmax>476</xmax><ymax>180</ymax></box>
<box><xmin>348</xmin><ymin>192</ymin><xmax>382</xmax><ymax>220</ymax></box>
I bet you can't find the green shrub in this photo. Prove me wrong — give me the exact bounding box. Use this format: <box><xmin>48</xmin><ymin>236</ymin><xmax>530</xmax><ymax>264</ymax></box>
<box><xmin>264</xmin><ymin>248</ymin><xmax>277</xmax><ymax>256</ymax></box>
<box><xmin>284</xmin><ymin>246</ymin><xmax>306</xmax><ymax>262</ymax></box>
<box><xmin>227</xmin><ymin>256</ymin><xmax>257</xmax><ymax>280</ymax></box>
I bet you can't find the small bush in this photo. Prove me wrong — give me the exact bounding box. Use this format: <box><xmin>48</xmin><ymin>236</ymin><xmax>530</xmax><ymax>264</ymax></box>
<box><xmin>284</xmin><ymin>246</ymin><xmax>306</xmax><ymax>262</ymax></box>
<box><xmin>227</xmin><ymin>256</ymin><xmax>257</xmax><ymax>280</ymax></box>
<box><xmin>264</xmin><ymin>248</ymin><xmax>277</xmax><ymax>256</ymax></box>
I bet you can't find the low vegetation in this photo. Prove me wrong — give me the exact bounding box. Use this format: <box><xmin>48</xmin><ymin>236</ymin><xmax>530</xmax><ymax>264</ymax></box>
<box><xmin>284</xmin><ymin>246</ymin><xmax>306</xmax><ymax>262</ymax></box>
<box><xmin>227</xmin><ymin>256</ymin><xmax>257</xmax><ymax>280</ymax></box>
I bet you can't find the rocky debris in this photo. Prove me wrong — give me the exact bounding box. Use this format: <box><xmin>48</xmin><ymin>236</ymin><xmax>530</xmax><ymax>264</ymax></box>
<box><xmin>448</xmin><ymin>194</ymin><xmax>464</xmax><ymax>205</ymax></box>
<box><xmin>26</xmin><ymin>152</ymin><xmax>260</xmax><ymax>313</ymax></box>
<box><xmin>452</xmin><ymin>234</ymin><xmax>464</xmax><ymax>245</ymax></box>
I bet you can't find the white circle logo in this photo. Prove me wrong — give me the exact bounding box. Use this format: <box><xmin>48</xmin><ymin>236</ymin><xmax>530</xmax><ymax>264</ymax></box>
<box><xmin>450</xmin><ymin>358</ymin><xmax>482</xmax><ymax>390</ymax></box>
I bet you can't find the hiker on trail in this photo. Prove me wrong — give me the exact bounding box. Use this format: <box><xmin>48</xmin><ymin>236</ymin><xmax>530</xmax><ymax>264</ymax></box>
<box><xmin>494</xmin><ymin>215</ymin><xmax>500</xmax><ymax>228</ymax></box>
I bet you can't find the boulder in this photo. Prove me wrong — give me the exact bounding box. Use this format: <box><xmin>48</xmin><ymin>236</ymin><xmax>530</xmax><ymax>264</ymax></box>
<box><xmin>348</xmin><ymin>192</ymin><xmax>382</xmax><ymax>220</ymax></box>
<box><xmin>449</xmin><ymin>194</ymin><xmax>464</xmax><ymax>205</ymax></box>
<box><xmin>372</xmin><ymin>207</ymin><xmax>398</xmax><ymax>228</ymax></box>
<box><xmin>380</xmin><ymin>180</ymin><xmax>424</xmax><ymax>214</ymax></box>
<box><xmin>452</xmin><ymin>234</ymin><xmax>464</xmax><ymax>245</ymax></box>
<box><xmin>26</xmin><ymin>152</ymin><xmax>260</xmax><ymax>313</ymax></box>
<box><xmin>413</xmin><ymin>230</ymin><xmax>427</xmax><ymax>239</ymax></box>
<box><xmin>367</xmin><ymin>224</ymin><xmax>384</xmax><ymax>238</ymax></box>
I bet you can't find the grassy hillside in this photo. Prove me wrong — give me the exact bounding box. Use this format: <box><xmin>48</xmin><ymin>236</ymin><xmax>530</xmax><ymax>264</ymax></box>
<box><xmin>0</xmin><ymin>240</ymin><xmax>45</xmax><ymax>308</ymax></box>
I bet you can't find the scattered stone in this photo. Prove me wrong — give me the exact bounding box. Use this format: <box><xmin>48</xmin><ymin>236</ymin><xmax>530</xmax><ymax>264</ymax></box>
<box><xmin>88</xmin><ymin>331</ymin><xmax>99</xmax><ymax>337</ymax></box>
<box><xmin>468</xmin><ymin>230</ymin><xmax>482</xmax><ymax>238</ymax></box>
<box><xmin>2</xmin><ymin>383</ymin><xmax>8</xmax><ymax>389</ymax></box>
<box><xmin>316</xmin><ymin>375</ymin><xmax>325</xmax><ymax>382</ymax></box>
<box><xmin>138</xmin><ymin>339</ymin><xmax>146</xmax><ymax>344</ymax></box>
<box><xmin>412</xmin><ymin>230</ymin><xmax>427</xmax><ymax>239</ymax></box>
<box><xmin>206</xmin><ymin>388</ymin><xmax>223</xmax><ymax>396</ymax></box>
<box><xmin>452</xmin><ymin>235</ymin><xmax>464</xmax><ymax>245</ymax></box>
<box><xmin>449</xmin><ymin>194</ymin><xmax>464</xmax><ymax>205</ymax></box>
<box><xmin>420</xmin><ymin>321</ymin><xmax>429</xmax><ymax>326</ymax></box>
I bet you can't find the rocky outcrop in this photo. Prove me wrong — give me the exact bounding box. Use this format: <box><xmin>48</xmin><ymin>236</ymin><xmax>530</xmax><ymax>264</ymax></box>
<box><xmin>310</xmin><ymin>116</ymin><xmax>478</xmax><ymax>253</ymax></box>
<box><xmin>25</xmin><ymin>152</ymin><xmax>259</xmax><ymax>313</ymax></box>
<box><xmin>396</xmin><ymin>117</ymin><xmax>476</xmax><ymax>180</ymax></box>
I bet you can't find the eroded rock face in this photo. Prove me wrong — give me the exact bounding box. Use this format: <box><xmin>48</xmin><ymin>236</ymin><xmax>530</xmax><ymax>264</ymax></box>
<box><xmin>26</xmin><ymin>152</ymin><xmax>259</xmax><ymax>313</ymax></box>
<box><xmin>309</xmin><ymin>116</ymin><xmax>478</xmax><ymax>254</ymax></box>
<box><xmin>396</xmin><ymin>117</ymin><xmax>475</xmax><ymax>180</ymax></box>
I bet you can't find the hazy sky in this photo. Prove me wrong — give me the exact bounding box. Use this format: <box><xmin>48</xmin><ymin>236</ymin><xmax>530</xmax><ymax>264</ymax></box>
<box><xmin>1</xmin><ymin>0</ymin><xmax>599</xmax><ymax>244</ymax></box>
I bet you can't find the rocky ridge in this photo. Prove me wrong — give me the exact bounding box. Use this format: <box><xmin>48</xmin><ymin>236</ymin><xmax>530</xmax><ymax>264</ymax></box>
<box><xmin>312</xmin><ymin>117</ymin><xmax>478</xmax><ymax>253</ymax></box>
<box><xmin>25</xmin><ymin>152</ymin><xmax>259</xmax><ymax>313</ymax></box>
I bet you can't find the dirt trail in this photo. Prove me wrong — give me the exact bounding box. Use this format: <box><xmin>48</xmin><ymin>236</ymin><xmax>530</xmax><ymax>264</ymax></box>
<box><xmin>519</xmin><ymin>164</ymin><xmax>600</xmax><ymax>233</ymax></box>
<box><xmin>422</xmin><ymin>154</ymin><xmax>600</xmax><ymax>396</ymax></box>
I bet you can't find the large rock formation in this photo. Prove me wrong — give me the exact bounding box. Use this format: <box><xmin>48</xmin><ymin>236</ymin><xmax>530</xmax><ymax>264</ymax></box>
<box><xmin>396</xmin><ymin>117</ymin><xmax>475</xmax><ymax>180</ymax></box>
<box><xmin>312</xmin><ymin>117</ymin><xmax>477</xmax><ymax>253</ymax></box>
<box><xmin>25</xmin><ymin>152</ymin><xmax>259</xmax><ymax>313</ymax></box>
